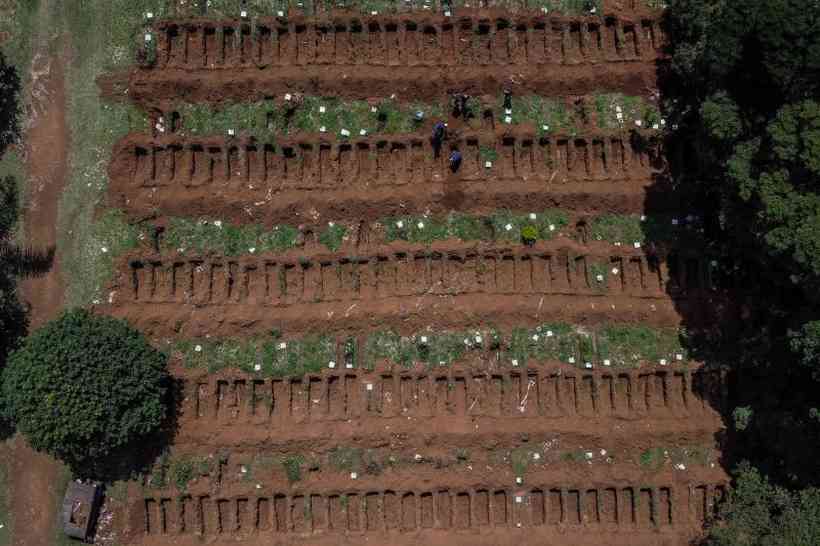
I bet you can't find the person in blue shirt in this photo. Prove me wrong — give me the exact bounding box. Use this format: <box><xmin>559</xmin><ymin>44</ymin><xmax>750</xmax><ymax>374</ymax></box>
<box><xmin>449</xmin><ymin>149</ymin><xmax>462</xmax><ymax>172</ymax></box>
<box><xmin>431</xmin><ymin>121</ymin><xmax>446</xmax><ymax>157</ymax></box>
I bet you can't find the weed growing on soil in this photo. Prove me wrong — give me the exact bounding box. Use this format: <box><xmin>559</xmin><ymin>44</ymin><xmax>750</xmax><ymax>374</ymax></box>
<box><xmin>318</xmin><ymin>223</ymin><xmax>347</xmax><ymax>252</ymax></box>
<box><xmin>363</xmin><ymin>330</ymin><xmax>489</xmax><ymax>369</ymax></box>
<box><xmin>595</xmin><ymin>93</ymin><xmax>662</xmax><ymax>130</ymax></box>
<box><xmin>588</xmin><ymin>261</ymin><xmax>609</xmax><ymax>291</ymax></box>
<box><xmin>509</xmin><ymin>447</ymin><xmax>543</xmax><ymax>475</ymax></box>
<box><xmin>329</xmin><ymin>447</ymin><xmax>363</xmax><ymax>473</ymax></box>
<box><xmin>163</xmin><ymin>218</ymin><xmax>300</xmax><ymax>255</ymax></box>
<box><xmin>596</xmin><ymin>325</ymin><xmax>687</xmax><ymax>367</ymax></box>
<box><xmin>479</xmin><ymin>146</ymin><xmax>498</xmax><ymax>164</ymax></box>
<box><xmin>383</xmin><ymin>210</ymin><xmax>568</xmax><ymax>244</ymax></box>
<box><xmin>500</xmin><ymin>95</ymin><xmax>573</xmax><ymax>134</ymax></box>
<box><xmin>639</xmin><ymin>446</ymin><xmax>715</xmax><ymax>471</ymax></box>
<box><xmin>262</xmin><ymin>335</ymin><xmax>337</xmax><ymax>376</ymax></box>
<box><xmin>0</xmin><ymin>0</ymin><xmax>43</xmax><ymax>82</ymax></box>
<box><xmin>561</xmin><ymin>450</ymin><xmax>589</xmax><ymax>464</ymax></box>
<box><xmin>175</xmin><ymin>324</ymin><xmax>688</xmax><ymax>374</ymax></box>
<box><xmin>282</xmin><ymin>456</ymin><xmax>304</xmax><ymax>483</ymax></box>
<box><xmin>169</xmin><ymin>93</ymin><xmax>656</xmax><ymax>137</ymax></box>
<box><xmin>589</xmin><ymin>215</ymin><xmax>646</xmax><ymax>245</ymax></box>
<box><xmin>168</xmin><ymin>456</ymin><xmax>213</xmax><ymax>491</ymax></box>
<box><xmin>0</xmin><ymin>151</ymin><xmax>25</xmax><ymax>241</ymax></box>
<box><xmin>58</xmin><ymin>0</ymin><xmax>164</xmax><ymax>307</ymax></box>
<box><xmin>176</xmin><ymin>0</ymin><xmax>603</xmax><ymax>17</ymax></box>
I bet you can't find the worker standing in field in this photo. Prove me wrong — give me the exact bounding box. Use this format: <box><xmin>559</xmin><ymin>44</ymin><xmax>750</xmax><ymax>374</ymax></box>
<box><xmin>449</xmin><ymin>149</ymin><xmax>462</xmax><ymax>172</ymax></box>
<box><xmin>431</xmin><ymin>121</ymin><xmax>447</xmax><ymax>158</ymax></box>
<box><xmin>453</xmin><ymin>93</ymin><xmax>470</xmax><ymax>118</ymax></box>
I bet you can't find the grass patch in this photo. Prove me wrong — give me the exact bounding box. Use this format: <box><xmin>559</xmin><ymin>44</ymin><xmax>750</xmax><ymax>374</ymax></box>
<box><xmin>176</xmin><ymin>0</ymin><xmax>603</xmax><ymax>17</ymax></box>
<box><xmin>175</xmin><ymin>97</ymin><xmax>445</xmax><ymax>139</ymax></box>
<box><xmin>383</xmin><ymin>210</ymin><xmax>568</xmax><ymax>245</ymax></box>
<box><xmin>594</xmin><ymin>93</ymin><xmax>662</xmax><ymax>130</ymax></box>
<box><xmin>318</xmin><ymin>222</ymin><xmax>347</xmax><ymax>252</ymax></box>
<box><xmin>639</xmin><ymin>446</ymin><xmax>716</xmax><ymax>471</ymax></box>
<box><xmin>57</xmin><ymin>0</ymin><xmax>164</xmax><ymax>308</ymax></box>
<box><xmin>174</xmin><ymin>332</ymin><xmax>337</xmax><ymax>377</ymax></box>
<box><xmin>561</xmin><ymin>450</ymin><xmax>589</xmax><ymax>464</ymax></box>
<box><xmin>168</xmin><ymin>93</ymin><xmax>656</xmax><ymax>138</ymax></box>
<box><xmin>173</xmin><ymin>324</ymin><xmax>688</xmax><ymax>375</ymax></box>
<box><xmin>282</xmin><ymin>455</ymin><xmax>304</xmax><ymax>483</ymax></box>
<box><xmin>362</xmin><ymin>329</ymin><xmax>492</xmax><ymax>369</ymax></box>
<box><xmin>163</xmin><ymin>218</ymin><xmax>299</xmax><ymax>255</ymax></box>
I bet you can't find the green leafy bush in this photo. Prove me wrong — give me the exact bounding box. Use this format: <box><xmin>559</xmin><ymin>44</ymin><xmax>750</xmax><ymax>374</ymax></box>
<box><xmin>2</xmin><ymin>309</ymin><xmax>169</xmax><ymax>471</ymax></box>
<box><xmin>707</xmin><ymin>463</ymin><xmax>820</xmax><ymax>546</ymax></box>
<box><xmin>520</xmin><ymin>225</ymin><xmax>538</xmax><ymax>246</ymax></box>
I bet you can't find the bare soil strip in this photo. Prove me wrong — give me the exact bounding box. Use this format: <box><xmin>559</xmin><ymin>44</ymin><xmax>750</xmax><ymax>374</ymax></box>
<box><xmin>145</xmin><ymin>13</ymin><xmax>663</xmax><ymax>72</ymax></box>
<box><xmin>126</xmin><ymin>61</ymin><xmax>659</xmax><ymax>107</ymax></box>
<box><xmin>125</xmin><ymin>475</ymin><xmax>726</xmax><ymax>545</ymax></box>
<box><xmin>175</xmin><ymin>363</ymin><xmax>726</xmax><ymax>444</ymax></box>
<box><xmin>109</xmin><ymin>128</ymin><xmax>665</xmax><ymax>222</ymax></box>
<box><xmin>101</xmin><ymin>241</ymin><xmax>720</xmax><ymax>336</ymax></box>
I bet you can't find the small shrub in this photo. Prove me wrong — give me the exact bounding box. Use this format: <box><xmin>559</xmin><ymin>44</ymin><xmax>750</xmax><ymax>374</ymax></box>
<box><xmin>733</xmin><ymin>406</ymin><xmax>753</xmax><ymax>431</ymax></box>
<box><xmin>318</xmin><ymin>223</ymin><xmax>347</xmax><ymax>252</ymax></box>
<box><xmin>282</xmin><ymin>455</ymin><xmax>304</xmax><ymax>483</ymax></box>
<box><xmin>520</xmin><ymin>225</ymin><xmax>538</xmax><ymax>246</ymax></box>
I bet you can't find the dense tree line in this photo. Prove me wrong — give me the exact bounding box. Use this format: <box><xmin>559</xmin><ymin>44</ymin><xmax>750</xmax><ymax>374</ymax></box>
<box><xmin>662</xmin><ymin>1</ymin><xmax>820</xmax><ymax>543</ymax></box>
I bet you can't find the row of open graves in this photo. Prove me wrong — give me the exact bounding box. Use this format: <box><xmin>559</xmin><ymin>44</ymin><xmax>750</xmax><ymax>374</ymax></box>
<box><xmin>122</xmin><ymin>133</ymin><xmax>661</xmax><ymax>188</ymax></box>
<box><xmin>192</xmin><ymin>366</ymin><xmax>726</xmax><ymax>424</ymax></box>
<box><xmin>146</xmin><ymin>15</ymin><xmax>663</xmax><ymax>69</ymax></box>
<box><xmin>141</xmin><ymin>482</ymin><xmax>726</xmax><ymax>536</ymax></box>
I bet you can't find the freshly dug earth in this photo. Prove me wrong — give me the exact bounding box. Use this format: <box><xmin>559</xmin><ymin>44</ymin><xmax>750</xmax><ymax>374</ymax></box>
<box><xmin>97</xmin><ymin>4</ymin><xmax>729</xmax><ymax>546</ymax></box>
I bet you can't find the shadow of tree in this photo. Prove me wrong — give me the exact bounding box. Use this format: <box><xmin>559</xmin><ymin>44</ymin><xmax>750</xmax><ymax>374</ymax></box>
<box><xmin>0</xmin><ymin>51</ymin><xmax>20</xmax><ymax>157</ymax></box>
<box><xmin>638</xmin><ymin>6</ymin><xmax>820</xmax><ymax>543</ymax></box>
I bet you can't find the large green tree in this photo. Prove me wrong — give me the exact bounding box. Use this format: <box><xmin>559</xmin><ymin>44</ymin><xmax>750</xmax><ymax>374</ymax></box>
<box><xmin>662</xmin><ymin>0</ymin><xmax>820</xmax><ymax>542</ymax></box>
<box><xmin>2</xmin><ymin>309</ymin><xmax>169</xmax><ymax>472</ymax></box>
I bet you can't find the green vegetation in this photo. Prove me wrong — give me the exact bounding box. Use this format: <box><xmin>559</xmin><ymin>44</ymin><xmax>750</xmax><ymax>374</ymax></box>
<box><xmin>169</xmin><ymin>93</ymin><xmax>658</xmax><ymax>139</ymax></box>
<box><xmin>2</xmin><ymin>309</ymin><xmax>169</xmax><ymax>472</ymax></box>
<box><xmin>168</xmin><ymin>0</ymin><xmax>602</xmax><ymax>18</ymax></box>
<box><xmin>317</xmin><ymin>222</ymin><xmax>347</xmax><ymax>252</ymax></box>
<box><xmin>135</xmin><ymin>211</ymin><xmax>692</xmax><ymax>254</ymax></box>
<box><xmin>383</xmin><ymin>210</ymin><xmax>569</xmax><ymax>245</ymax></box>
<box><xmin>56</xmin><ymin>1</ymin><xmax>157</xmax><ymax>308</ymax></box>
<box><xmin>663</xmin><ymin>1</ymin><xmax>820</xmax><ymax>539</ymax></box>
<box><xmin>176</xmin><ymin>332</ymin><xmax>337</xmax><ymax>377</ymax></box>
<box><xmin>595</xmin><ymin>93</ymin><xmax>662</xmax><ymax>130</ymax></box>
<box><xmin>174</xmin><ymin>324</ymin><xmax>687</xmax><ymax>374</ymax></box>
<box><xmin>638</xmin><ymin>446</ymin><xmax>715</xmax><ymax>471</ymax></box>
<box><xmin>707</xmin><ymin>463</ymin><xmax>820</xmax><ymax>546</ymax></box>
<box><xmin>282</xmin><ymin>455</ymin><xmax>304</xmax><ymax>483</ymax></box>
<box><xmin>163</xmin><ymin>218</ymin><xmax>299</xmax><ymax>255</ymax></box>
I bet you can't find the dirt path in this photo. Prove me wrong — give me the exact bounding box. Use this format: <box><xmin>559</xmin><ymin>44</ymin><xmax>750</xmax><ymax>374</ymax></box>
<box><xmin>8</xmin><ymin>0</ymin><xmax>70</xmax><ymax>545</ymax></box>
<box><xmin>18</xmin><ymin>15</ymin><xmax>67</xmax><ymax>328</ymax></box>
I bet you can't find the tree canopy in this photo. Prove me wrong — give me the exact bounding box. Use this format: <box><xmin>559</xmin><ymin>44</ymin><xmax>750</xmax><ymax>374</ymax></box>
<box><xmin>2</xmin><ymin>309</ymin><xmax>169</xmax><ymax>471</ymax></box>
<box><xmin>663</xmin><ymin>0</ymin><xmax>820</xmax><ymax>542</ymax></box>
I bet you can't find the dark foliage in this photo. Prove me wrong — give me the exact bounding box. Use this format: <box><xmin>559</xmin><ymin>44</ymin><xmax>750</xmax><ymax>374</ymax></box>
<box><xmin>660</xmin><ymin>0</ymin><xmax>820</xmax><ymax>542</ymax></box>
<box><xmin>2</xmin><ymin>309</ymin><xmax>170</xmax><ymax>474</ymax></box>
<box><xmin>0</xmin><ymin>51</ymin><xmax>20</xmax><ymax>156</ymax></box>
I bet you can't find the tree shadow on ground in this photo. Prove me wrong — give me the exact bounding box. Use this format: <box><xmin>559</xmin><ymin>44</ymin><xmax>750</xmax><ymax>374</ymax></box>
<box><xmin>0</xmin><ymin>51</ymin><xmax>20</xmax><ymax>158</ymax></box>
<box><xmin>73</xmin><ymin>377</ymin><xmax>183</xmax><ymax>483</ymax></box>
<box><xmin>641</xmin><ymin>7</ymin><xmax>820</xmax><ymax>543</ymax></box>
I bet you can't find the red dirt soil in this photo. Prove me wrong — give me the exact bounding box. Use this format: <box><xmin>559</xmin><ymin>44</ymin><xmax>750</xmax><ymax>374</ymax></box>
<box><xmin>98</xmin><ymin>3</ymin><xmax>732</xmax><ymax>546</ymax></box>
<box><xmin>107</xmin><ymin>126</ymin><xmax>668</xmax><ymax>226</ymax></box>
<box><xmin>102</xmin><ymin>237</ymin><xmax>728</xmax><ymax>338</ymax></box>
<box><xmin>123</xmin><ymin>10</ymin><xmax>664</xmax><ymax>107</ymax></box>
<box><xmin>7</xmin><ymin>2</ymin><xmax>70</xmax><ymax>545</ymax></box>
